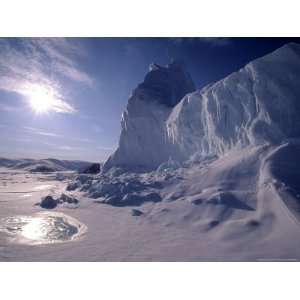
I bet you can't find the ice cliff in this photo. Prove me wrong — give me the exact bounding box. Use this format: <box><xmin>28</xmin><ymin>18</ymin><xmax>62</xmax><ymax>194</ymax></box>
<box><xmin>104</xmin><ymin>43</ymin><xmax>300</xmax><ymax>171</ymax></box>
<box><xmin>103</xmin><ymin>60</ymin><xmax>196</xmax><ymax>171</ymax></box>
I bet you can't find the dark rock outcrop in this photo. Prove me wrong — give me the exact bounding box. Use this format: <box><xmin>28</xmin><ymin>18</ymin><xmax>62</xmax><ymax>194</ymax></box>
<box><xmin>82</xmin><ymin>163</ymin><xmax>101</xmax><ymax>174</ymax></box>
<box><xmin>40</xmin><ymin>196</ymin><xmax>58</xmax><ymax>209</ymax></box>
<box><xmin>131</xmin><ymin>209</ymin><xmax>144</xmax><ymax>216</ymax></box>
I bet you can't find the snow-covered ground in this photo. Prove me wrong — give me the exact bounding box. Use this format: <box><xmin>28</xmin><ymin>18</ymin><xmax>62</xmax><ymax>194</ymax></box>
<box><xmin>1</xmin><ymin>142</ymin><xmax>300</xmax><ymax>261</ymax></box>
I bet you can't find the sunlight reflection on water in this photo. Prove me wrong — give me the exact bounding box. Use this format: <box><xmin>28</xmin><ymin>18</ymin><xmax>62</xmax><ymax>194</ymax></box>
<box><xmin>0</xmin><ymin>212</ymin><xmax>86</xmax><ymax>245</ymax></box>
<box><xmin>33</xmin><ymin>184</ymin><xmax>54</xmax><ymax>191</ymax></box>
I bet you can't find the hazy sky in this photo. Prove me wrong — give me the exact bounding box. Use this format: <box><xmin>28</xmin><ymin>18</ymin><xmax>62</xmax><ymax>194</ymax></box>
<box><xmin>1</xmin><ymin>37</ymin><xmax>299</xmax><ymax>162</ymax></box>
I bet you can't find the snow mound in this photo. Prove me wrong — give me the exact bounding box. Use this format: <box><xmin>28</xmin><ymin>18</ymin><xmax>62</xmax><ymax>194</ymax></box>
<box><xmin>70</xmin><ymin>172</ymin><xmax>164</xmax><ymax>207</ymax></box>
<box><xmin>263</xmin><ymin>142</ymin><xmax>300</xmax><ymax>223</ymax></box>
<box><xmin>156</xmin><ymin>157</ymin><xmax>181</xmax><ymax>174</ymax></box>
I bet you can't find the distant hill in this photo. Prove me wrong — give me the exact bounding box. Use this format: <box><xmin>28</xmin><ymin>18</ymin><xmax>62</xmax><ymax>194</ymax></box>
<box><xmin>0</xmin><ymin>157</ymin><xmax>94</xmax><ymax>172</ymax></box>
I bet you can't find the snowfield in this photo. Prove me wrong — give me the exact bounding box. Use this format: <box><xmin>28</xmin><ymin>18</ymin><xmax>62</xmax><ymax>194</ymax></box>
<box><xmin>1</xmin><ymin>143</ymin><xmax>300</xmax><ymax>261</ymax></box>
<box><xmin>1</xmin><ymin>43</ymin><xmax>300</xmax><ymax>261</ymax></box>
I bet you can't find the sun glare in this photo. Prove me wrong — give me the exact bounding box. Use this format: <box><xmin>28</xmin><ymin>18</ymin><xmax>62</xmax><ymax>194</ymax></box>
<box><xmin>26</xmin><ymin>86</ymin><xmax>58</xmax><ymax>114</ymax></box>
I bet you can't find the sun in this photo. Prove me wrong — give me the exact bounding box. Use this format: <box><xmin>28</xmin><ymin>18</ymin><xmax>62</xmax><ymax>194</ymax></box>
<box><xmin>26</xmin><ymin>86</ymin><xmax>58</xmax><ymax>114</ymax></box>
<box><xmin>23</xmin><ymin>83</ymin><xmax>75</xmax><ymax>114</ymax></box>
<box><xmin>29</xmin><ymin>95</ymin><xmax>54</xmax><ymax>113</ymax></box>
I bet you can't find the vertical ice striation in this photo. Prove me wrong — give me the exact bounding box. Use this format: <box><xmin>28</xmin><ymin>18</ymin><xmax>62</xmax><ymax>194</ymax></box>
<box><xmin>167</xmin><ymin>43</ymin><xmax>300</xmax><ymax>160</ymax></box>
<box><xmin>104</xmin><ymin>43</ymin><xmax>300</xmax><ymax>172</ymax></box>
<box><xmin>103</xmin><ymin>60</ymin><xmax>196</xmax><ymax>171</ymax></box>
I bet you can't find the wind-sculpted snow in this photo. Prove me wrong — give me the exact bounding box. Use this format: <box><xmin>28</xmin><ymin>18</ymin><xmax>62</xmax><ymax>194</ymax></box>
<box><xmin>67</xmin><ymin>172</ymin><xmax>164</xmax><ymax>206</ymax></box>
<box><xmin>167</xmin><ymin>43</ymin><xmax>300</xmax><ymax>160</ymax></box>
<box><xmin>264</xmin><ymin>142</ymin><xmax>300</xmax><ymax>223</ymax></box>
<box><xmin>105</xmin><ymin>43</ymin><xmax>300</xmax><ymax>171</ymax></box>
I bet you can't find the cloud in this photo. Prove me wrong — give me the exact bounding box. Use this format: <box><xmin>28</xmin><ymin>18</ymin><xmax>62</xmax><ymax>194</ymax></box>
<box><xmin>170</xmin><ymin>37</ymin><xmax>232</xmax><ymax>47</ymax></box>
<box><xmin>96</xmin><ymin>145</ymin><xmax>116</xmax><ymax>151</ymax></box>
<box><xmin>5</xmin><ymin>136</ymin><xmax>35</xmax><ymax>143</ymax></box>
<box><xmin>22</xmin><ymin>126</ymin><xmax>95</xmax><ymax>144</ymax></box>
<box><xmin>23</xmin><ymin>126</ymin><xmax>63</xmax><ymax>138</ymax></box>
<box><xmin>0</xmin><ymin>102</ymin><xmax>20</xmax><ymax>112</ymax></box>
<box><xmin>0</xmin><ymin>38</ymin><xmax>93</xmax><ymax>114</ymax></box>
<box><xmin>34</xmin><ymin>131</ymin><xmax>63</xmax><ymax>138</ymax></box>
<box><xmin>197</xmin><ymin>37</ymin><xmax>232</xmax><ymax>47</ymax></box>
<box><xmin>58</xmin><ymin>145</ymin><xmax>76</xmax><ymax>151</ymax></box>
<box><xmin>23</xmin><ymin>83</ymin><xmax>76</xmax><ymax>114</ymax></box>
